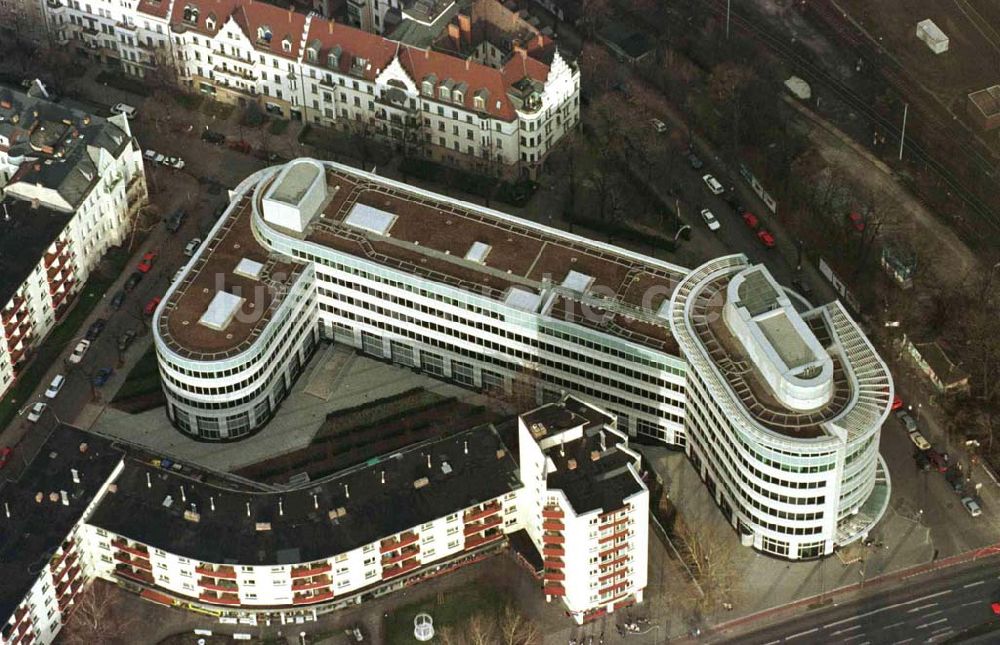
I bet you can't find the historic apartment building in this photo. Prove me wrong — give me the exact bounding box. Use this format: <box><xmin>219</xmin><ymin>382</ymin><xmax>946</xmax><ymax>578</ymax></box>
<box><xmin>39</xmin><ymin>0</ymin><xmax>579</xmax><ymax>176</ymax></box>
<box><xmin>0</xmin><ymin>80</ymin><xmax>148</xmax><ymax>398</ymax></box>
<box><xmin>1</xmin><ymin>401</ymin><xmax>648</xmax><ymax>644</ymax></box>
<box><xmin>151</xmin><ymin>158</ymin><xmax>894</xmax><ymax>561</ymax></box>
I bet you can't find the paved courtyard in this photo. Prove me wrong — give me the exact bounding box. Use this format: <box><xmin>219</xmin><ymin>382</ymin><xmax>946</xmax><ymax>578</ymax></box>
<box><xmin>81</xmin><ymin>343</ymin><xmax>497</xmax><ymax>473</ymax></box>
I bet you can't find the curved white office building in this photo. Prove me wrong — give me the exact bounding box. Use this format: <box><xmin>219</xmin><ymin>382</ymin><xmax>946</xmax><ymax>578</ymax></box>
<box><xmin>668</xmin><ymin>256</ymin><xmax>892</xmax><ymax>559</ymax></box>
<box><xmin>153</xmin><ymin>159</ymin><xmax>891</xmax><ymax>558</ymax></box>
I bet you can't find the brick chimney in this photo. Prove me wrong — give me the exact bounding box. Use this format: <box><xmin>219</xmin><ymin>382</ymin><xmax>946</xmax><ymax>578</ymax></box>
<box><xmin>458</xmin><ymin>13</ymin><xmax>471</xmax><ymax>43</ymax></box>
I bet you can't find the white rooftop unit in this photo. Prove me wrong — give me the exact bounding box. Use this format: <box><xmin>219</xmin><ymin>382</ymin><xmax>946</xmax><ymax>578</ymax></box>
<box><xmin>234</xmin><ymin>258</ymin><xmax>265</xmax><ymax>280</ymax></box>
<box><xmin>344</xmin><ymin>203</ymin><xmax>397</xmax><ymax>236</ymax></box>
<box><xmin>561</xmin><ymin>270</ymin><xmax>594</xmax><ymax>293</ymax></box>
<box><xmin>261</xmin><ymin>159</ymin><xmax>327</xmax><ymax>233</ymax></box>
<box><xmin>199</xmin><ymin>291</ymin><xmax>245</xmax><ymax>331</ymax></box>
<box><xmin>504</xmin><ymin>286</ymin><xmax>543</xmax><ymax>313</ymax></box>
<box><xmin>464</xmin><ymin>241</ymin><xmax>492</xmax><ymax>263</ymax></box>
<box><xmin>916</xmin><ymin>19</ymin><xmax>949</xmax><ymax>54</ymax></box>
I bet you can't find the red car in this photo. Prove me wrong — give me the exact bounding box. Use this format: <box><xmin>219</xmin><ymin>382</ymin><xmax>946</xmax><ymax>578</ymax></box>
<box><xmin>0</xmin><ymin>447</ymin><xmax>12</xmax><ymax>470</ymax></box>
<box><xmin>892</xmin><ymin>395</ymin><xmax>903</xmax><ymax>411</ymax></box>
<box><xmin>743</xmin><ymin>212</ymin><xmax>759</xmax><ymax>229</ymax></box>
<box><xmin>137</xmin><ymin>251</ymin><xmax>158</xmax><ymax>273</ymax></box>
<box><xmin>848</xmin><ymin>211</ymin><xmax>865</xmax><ymax>232</ymax></box>
<box><xmin>144</xmin><ymin>296</ymin><xmax>162</xmax><ymax>316</ymax></box>
<box><xmin>992</xmin><ymin>601</ymin><xmax>1000</xmax><ymax>615</ymax></box>
<box><xmin>757</xmin><ymin>229</ymin><xmax>776</xmax><ymax>248</ymax></box>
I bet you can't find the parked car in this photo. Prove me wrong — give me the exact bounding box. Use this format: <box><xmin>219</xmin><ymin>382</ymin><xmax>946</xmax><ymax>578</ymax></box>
<box><xmin>184</xmin><ymin>238</ymin><xmax>202</xmax><ymax>257</ymax></box>
<box><xmin>742</xmin><ymin>212</ymin><xmax>759</xmax><ymax>229</ymax></box>
<box><xmin>143</xmin><ymin>149</ymin><xmax>159</xmax><ymax>162</ymax></box>
<box><xmin>961</xmin><ymin>496</ymin><xmax>982</xmax><ymax>517</ymax></box>
<box><xmin>896</xmin><ymin>409</ymin><xmax>918</xmax><ymax>432</ymax></box>
<box><xmin>909</xmin><ymin>430</ymin><xmax>931</xmax><ymax>451</ymax></box>
<box><xmin>927</xmin><ymin>448</ymin><xmax>949</xmax><ymax>473</ymax></box>
<box><xmin>913</xmin><ymin>450</ymin><xmax>931</xmax><ymax>472</ymax></box>
<box><xmin>165</xmin><ymin>209</ymin><xmax>186</xmax><ymax>233</ymax></box>
<box><xmin>700</xmin><ymin>208</ymin><xmax>720</xmax><ymax>232</ymax></box>
<box><xmin>162</xmin><ymin>156</ymin><xmax>185</xmax><ymax>170</ymax></box>
<box><xmin>26</xmin><ymin>402</ymin><xmax>46</xmax><ymax>423</ymax></box>
<box><xmin>848</xmin><ymin>211</ymin><xmax>865</xmax><ymax>232</ymax></box>
<box><xmin>0</xmin><ymin>447</ymin><xmax>11</xmax><ymax>470</ymax></box>
<box><xmin>124</xmin><ymin>271</ymin><xmax>143</xmax><ymax>292</ymax></box>
<box><xmin>702</xmin><ymin>174</ymin><xmax>725</xmax><ymax>195</ymax></box>
<box><xmin>118</xmin><ymin>329</ymin><xmax>137</xmax><ymax>352</ymax></box>
<box><xmin>84</xmin><ymin>318</ymin><xmax>106</xmax><ymax>341</ymax></box>
<box><xmin>110</xmin><ymin>289</ymin><xmax>126</xmax><ymax>310</ymax></box>
<box><xmin>892</xmin><ymin>395</ymin><xmax>904</xmax><ymax>411</ymax></box>
<box><xmin>650</xmin><ymin>118</ymin><xmax>668</xmax><ymax>133</ymax></box>
<box><xmin>757</xmin><ymin>229</ymin><xmax>776</xmax><ymax>248</ymax></box>
<box><xmin>45</xmin><ymin>374</ymin><xmax>66</xmax><ymax>399</ymax></box>
<box><xmin>992</xmin><ymin>601</ymin><xmax>1000</xmax><ymax>616</ymax></box>
<box><xmin>688</xmin><ymin>152</ymin><xmax>704</xmax><ymax>170</ymax></box>
<box><xmin>137</xmin><ymin>250</ymin><xmax>158</xmax><ymax>273</ymax></box>
<box><xmin>201</xmin><ymin>128</ymin><xmax>226</xmax><ymax>144</ymax></box>
<box><xmin>144</xmin><ymin>296</ymin><xmax>161</xmax><ymax>316</ymax></box>
<box><xmin>110</xmin><ymin>103</ymin><xmax>137</xmax><ymax>119</ymax></box>
<box><xmin>93</xmin><ymin>367</ymin><xmax>114</xmax><ymax>387</ymax></box>
<box><xmin>67</xmin><ymin>339</ymin><xmax>91</xmax><ymax>364</ymax></box>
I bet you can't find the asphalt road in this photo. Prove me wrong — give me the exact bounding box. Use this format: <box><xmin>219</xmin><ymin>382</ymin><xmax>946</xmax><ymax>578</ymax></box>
<box><xmin>728</xmin><ymin>554</ymin><xmax>1000</xmax><ymax>645</ymax></box>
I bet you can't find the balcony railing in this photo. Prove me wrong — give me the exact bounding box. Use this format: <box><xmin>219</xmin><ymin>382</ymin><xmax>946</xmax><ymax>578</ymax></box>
<box><xmin>292</xmin><ymin>590</ymin><xmax>335</xmax><ymax>605</ymax></box>
<box><xmin>381</xmin><ymin>545</ymin><xmax>419</xmax><ymax>566</ymax></box>
<box><xmin>198</xmin><ymin>591</ymin><xmax>240</xmax><ymax>606</ymax></box>
<box><xmin>464</xmin><ymin>502</ymin><xmax>501</xmax><ymax>523</ymax></box>
<box><xmin>197</xmin><ymin>577</ymin><xmax>237</xmax><ymax>592</ymax></box>
<box><xmin>542</xmin><ymin>557</ymin><xmax>564</xmax><ymax>569</ymax></box>
<box><xmin>111</xmin><ymin>539</ymin><xmax>149</xmax><ymax>559</ymax></box>
<box><xmin>542</xmin><ymin>519</ymin><xmax>564</xmax><ymax>531</ymax></box>
<box><xmin>381</xmin><ymin>559</ymin><xmax>420</xmax><ymax>580</ymax></box>
<box><xmin>114</xmin><ymin>565</ymin><xmax>153</xmax><ymax>584</ymax></box>
<box><xmin>195</xmin><ymin>564</ymin><xmax>237</xmax><ymax>579</ymax></box>
<box><xmin>290</xmin><ymin>563</ymin><xmax>332</xmax><ymax>579</ymax></box>
<box><xmin>542</xmin><ymin>545</ymin><xmax>564</xmax><ymax>557</ymax></box>
<box><xmin>464</xmin><ymin>530</ymin><xmax>504</xmax><ymax>551</ymax></box>
<box><xmin>542</xmin><ymin>507</ymin><xmax>564</xmax><ymax>519</ymax></box>
<box><xmin>543</xmin><ymin>582</ymin><xmax>565</xmax><ymax>596</ymax></box>
<box><xmin>542</xmin><ymin>532</ymin><xmax>565</xmax><ymax>544</ymax></box>
<box><xmin>380</xmin><ymin>532</ymin><xmax>418</xmax><ymax>554</ymax></box>
<box><xmin>291</xmin><ymin>575</ymin><xmax>332</xmax><ymax>591</ymax></box>
<box><xmin>463</xmin><ymin>515</ymin><xmax>502</xmax><ymax>536</ymax></box>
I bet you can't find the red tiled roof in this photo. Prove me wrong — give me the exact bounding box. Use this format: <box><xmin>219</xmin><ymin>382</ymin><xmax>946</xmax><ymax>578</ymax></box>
<box><xmin>232</xmin><ymin>1</ymin><xmax>308</xmax><ymax>61</ymax></box>
<box><xmin>303</xmin><ymin>18</ymin><xmax>400</xmax><ymax>80</ymax></box>
<box><xmin>136</xmin><ymin>0</ymin><xmax>171</xmax><ymax>20</ymax></box>
<box><xmin>167</xmin><ymin>0</ymin><xmax>242</xmax><ymax>37</ymax></box>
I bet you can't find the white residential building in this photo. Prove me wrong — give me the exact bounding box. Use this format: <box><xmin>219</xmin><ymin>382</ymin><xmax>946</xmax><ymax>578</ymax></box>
<box><xmin>41</xmin><ymin>0</ymin><xmax>580</xmax><ymax>177</ymax></box>
<box><xmin>0</xmin><ymin>81</ymin><xmax>147</xmax><ymax>398</ymax></box>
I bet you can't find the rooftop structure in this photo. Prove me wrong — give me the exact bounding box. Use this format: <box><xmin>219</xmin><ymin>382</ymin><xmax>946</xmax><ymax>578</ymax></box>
<box><xmin>0</xmin><ymin>427</ymin><xmax>121</xmax><ymax>621</ymax></box>
<box><xmin>88</xmin><ymin>425</ymin><xmax>519</xmax><ymax>565</ymax></box>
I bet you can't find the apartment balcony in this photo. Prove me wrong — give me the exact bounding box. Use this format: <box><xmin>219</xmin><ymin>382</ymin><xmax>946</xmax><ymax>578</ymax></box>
<box><xmin>542</xmin><ymin>557</ymin><xmax>564</xmax><ymax>569</ymax></box>
<box><xmin>541</xmin><ymin>545</ymin><xmax>564</xmax><ymax>557</ymax></box>
<box><xmin>542</xmin><ymin>519</ymin><xmax>564</xmax><ymax>531</ymax></box>
<box><xmin>115</xmin><ymin>20</ymin><xmax>137</xmax><ymax>32</ymax></box>
<box><xmin>290</xmin><ymin>563</ymin><xmax>331</xmax><ymax>579</ymax></box>
<box><xmin>542</xmin><ymin>532</ymin><xmax>564</xmax><ymax>545</ymax></box>
<box><xmin>381</xmin><ymin>558</ymin><xmax>420</xmax><ymax>580</ymax></box>
<box><xmin>543</xmin><ymin>582</ymin><xmax>565</xmax><ymax>596</ymax></box>
<box><xmin>291</xmin><ymin>575</ymin><xmax>332</xmax><ymax>591</ymax></box>
<box><xmin>197</xmin><ymin>577</ymin><xmax>238</xmax><ymax>592</ymax></box>
<box><xmin>380</xmin><ymin>532</ymin><xmax>418</xmax><ymax>554</ymax></box>
<box><xmin>213</xmin><ymin>64</ymin><xmax>257</xmax><ymax>82</ymax></box>
<box><xmin>542</xmin><ymin>569</ymin><xmax>565</xmax><ymax>581</ymax></box>
<box><xmin>292</xmin><ymin>590</ymin><xmax>335</xmax><ymax>605</ymax></box>
<box><xmin>541</xmin><ymin>506</ymin><xmax>564</xmax><ymax>519</ymax></box>
<box><xmin>195</xmin><ymin>564</ymin><xmax>237</xmax><ymax>579</ymax></box>
<box><xmin>601</xmin><ymin>516</ymin><xmax>630</xmax><ymax>531</ymax></box>
<box><xmin>598</xmin><ymin>543</ymin><xmax>627</xmax><ymax>559</ymax></box>
<box><xmin>598</xmin><ymin>529</ymin><xmax>629</xmax><ymax>545</ymax></box>
<box><xmin>113</xmin><ymin>564</ymin><xmax>153</xmax><ymax>585</ymax></box>
<box><xmin>599</xmin><ymin>567</ymin><xmax>627</xmax><ymax>583</ymax></box>
<box><xmin>381</xmin><ymin>544</ymin><xmax>419</xmax><ymax>566</ymax></box>
<box><xmin>464</xmin><ymin>529</ymin><xmax>504</xmax><ymax>551</ymax></box>
<box><xmin>112</xmin><ymin>539</ymin><xmax>150</xmax><ymax>559</ymax></box>
<box><xmin>600</xmin><ymin>580</ymin><xmax>629</xmax><ymax>597</ymax></box>
<box><xmin>464</xmin><ymin>502</ymin><xmax>501</xmax><ymax>523</ymax></box>
<box><xmin>198</xmin><ymin>591</ymin><xmax>240</xmax><ymax>606</ymax></box>
<box><xmin>113</xmin><ymin>551</ymin><xmax>151</xmax><ymax>570</ymax></box>
<box><xmin>216</xmin><ymin>48</ymin><xmax>255</xmax><ymax>66</ymax></box>
<box><xmin>463</xmin><ymin>515</ymin><xmax>502</xmax><ymax>536</ymax></box>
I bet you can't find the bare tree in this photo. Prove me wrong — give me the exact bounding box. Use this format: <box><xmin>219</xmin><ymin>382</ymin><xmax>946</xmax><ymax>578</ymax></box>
<box><xmin>61</xmin><ymin>581</ymin><xmax>136</xmax><ymax>645</ymax></box>
<box><xmin>497</xmin><ymin>604</ymin><xmax>541</xmax><ymax>645</ymax></box>
<box><xmin>674</xmin><ymin>518</ymin><xmax>739</xmax><ymax>613</ymax></box>
<box><xmin>465</xmin><ymin>613</ymin><xmax>498</xmax><ymax>645</ymax></box>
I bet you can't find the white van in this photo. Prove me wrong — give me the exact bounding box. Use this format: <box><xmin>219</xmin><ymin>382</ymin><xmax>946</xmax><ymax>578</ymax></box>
<box><xmin>45</xmin><ymin>374</ymin><xmax>66</xmax><ymax>399</ymax></box>
<box><xmin>111</xmin><ymin>103</ymin><xmax>137</xmax><ymax>119</ymax></box>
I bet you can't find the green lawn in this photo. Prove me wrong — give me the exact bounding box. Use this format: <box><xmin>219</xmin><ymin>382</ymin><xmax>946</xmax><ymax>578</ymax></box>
<box><xmin>112</xmin><ymin>345</ymin><xmax>161</xmax><ymax>402</ymax></box>
<box><xmin>0</xmin><ymin>248</ymin><xmax>129</xmax><ymax>428</ymax></box>
<box><xmin>385</xmin><ymin>583</ymin><xmax>508</xmax><ymax>643</ymax></box>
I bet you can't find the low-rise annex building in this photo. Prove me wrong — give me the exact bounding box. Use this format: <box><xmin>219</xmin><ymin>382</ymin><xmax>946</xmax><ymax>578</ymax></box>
<box><xmin>0</xmin><ymin>81</ymin><xmax>147</xmax><ymax>398</ymax></box>
<box><xmin>1</xmin><ymin>399</ymin><xmax>649</xmax><ymax>644</ymax></box>
<box><xmin>152</xmin><ymin>158</ymin><xmax>893</xmax><ymax>561</ymax></box>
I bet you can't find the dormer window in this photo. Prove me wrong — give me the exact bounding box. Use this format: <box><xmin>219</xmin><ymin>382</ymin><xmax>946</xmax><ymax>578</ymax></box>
<box><xmin>438</xmin><ymin>86</ymin><xmax>450</xmax><ymax>100</ymax></box>
<box><xmin>205</xmin><ymin>15</ymin><xmax>216</xmax><ymax>31</ymax></box>
<box><xmin>421</xmin><ymin>74</ymin><xmax>436</xmax><ymax>96</ymax></box>
<box><xmin>307</xmin><ymin>48</ymin><xmax>316</xmax><ymax>62</ymax></box>
<box><xmin>474</xmin><ymin>88</ymin><xmax>489</xmax><ymax>111</ymax></box>
<box><xmin>327</xmin><ymin>45</ymin><xmax>341</xmax><ymax>69</ymax></box>
<box><xmin>257</xmin><ymin>25</ymin><xmax>272</xmax><ymax>43</ymax></box>
<box><xmin>453</xmin><ymin>90</ymin><xmax>463</xmax><ymax>104</ymax></box>
<box><xmin>281</xmin><ymin>37</ymin><xmax>292</xmax><ymax>53</ymax></box>
<box><xmin>182</xmin><ymin>4</ymin><xmax>198</xmax><ymax>24</ymax></box>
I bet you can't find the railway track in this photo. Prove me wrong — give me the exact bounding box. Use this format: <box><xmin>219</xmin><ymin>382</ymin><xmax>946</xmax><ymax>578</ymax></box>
<box><xmin>704</xmin><ymin>0</ymin><xmax>1000</xmax><ymax>235</ymax></box>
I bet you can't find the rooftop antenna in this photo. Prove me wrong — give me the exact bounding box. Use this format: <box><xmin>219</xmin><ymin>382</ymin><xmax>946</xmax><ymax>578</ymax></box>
<box><xmin>146</xmin><ymin>472</ymin><xmax>152</xmax><ymax>488</ymax></box>
<box><xmin>278</xmin><ymin>499</ymin><xmax>284</xmax><ymax>516</ymax></box>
